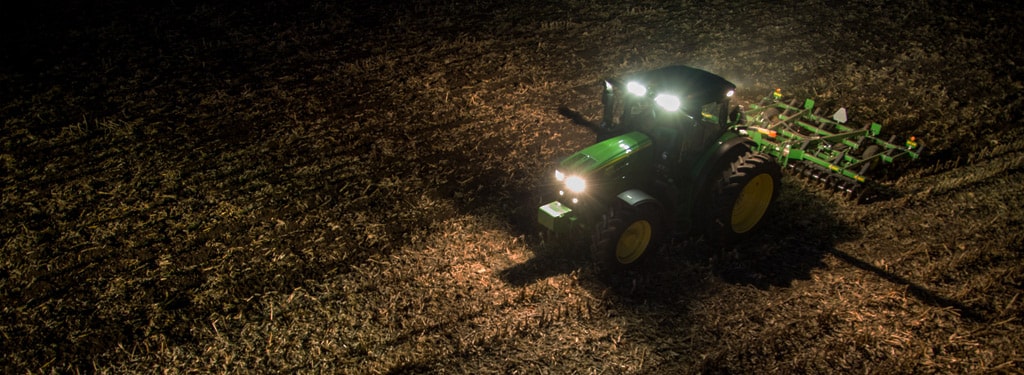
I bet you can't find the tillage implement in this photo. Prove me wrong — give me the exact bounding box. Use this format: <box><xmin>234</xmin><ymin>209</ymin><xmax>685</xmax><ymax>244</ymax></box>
<box><xmin>537</xmin><ymin>66</ymin><xmax>921</xmax><ymax>271</ymax></box>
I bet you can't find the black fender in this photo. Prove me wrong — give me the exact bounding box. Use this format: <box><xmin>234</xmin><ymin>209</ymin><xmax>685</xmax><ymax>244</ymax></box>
<box><xmin>618</xmin><ymin>188</ymin><xmax>668</xmax><ymax>218</ymax></box>
<box><xmin>616</xmin><ymin>189</ymin><xmax>660</xmax><ymax>208</ymax></box>
<box><xmin>613</xmin><ymin>188</ymin><xmax>669</xmax><ymax>247</ymax></box>
<box><xmin>693</xmin><ymin>135</ymin><xmax>756</xmax><ymax>191</ymax></box>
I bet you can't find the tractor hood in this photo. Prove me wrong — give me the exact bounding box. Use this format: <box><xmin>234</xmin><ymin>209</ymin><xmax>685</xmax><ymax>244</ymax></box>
<box><xmin>554</xmin><ymin>131</ymin><xmax>655</xmax><ymax>203</ymax></box>
<box><xmin>539</xmin><ymin>131</ymin><xmax>655</xmax><ymax>231</ymax></box>
<box><xmin>559</xmin><ymin>131</ymin><xmax>652</xmax><ymax>175</ymax></box>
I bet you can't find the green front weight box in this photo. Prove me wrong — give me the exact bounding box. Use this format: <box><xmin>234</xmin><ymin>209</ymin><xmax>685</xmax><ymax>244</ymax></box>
<box><xmin>538</xmin><ymin>201</ymin><xmax>575</xmax><ymax>233</ymax></box>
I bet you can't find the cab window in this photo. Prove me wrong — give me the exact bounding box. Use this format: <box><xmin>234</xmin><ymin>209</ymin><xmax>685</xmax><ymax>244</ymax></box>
<box><xmin>699</xmin><ymin>102</ymin><xmax>720</xmax><ymax>123</ymax></box>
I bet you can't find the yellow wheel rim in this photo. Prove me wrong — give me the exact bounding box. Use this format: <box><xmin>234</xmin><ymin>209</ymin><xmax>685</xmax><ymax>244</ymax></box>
<box><xmin>731</xmin><ymin>173</ymin><xmax>774</xmax><ymax>234</ymax></box>
<box><xmin>616</xmin><ymin>219</ymin><xmax>652</xmax><ymax>264</ymax></box>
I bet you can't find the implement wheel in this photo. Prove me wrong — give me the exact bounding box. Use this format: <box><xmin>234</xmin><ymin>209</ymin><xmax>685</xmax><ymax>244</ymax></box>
<box><xmin>707</xmin><ymin>151</ymin><xmax>781</xmax><ymax>244</ymax></box>
<box><xmin>591</xmin><ymin>203</ymin><xmax>663</xmax><ymax>272</ymax></box>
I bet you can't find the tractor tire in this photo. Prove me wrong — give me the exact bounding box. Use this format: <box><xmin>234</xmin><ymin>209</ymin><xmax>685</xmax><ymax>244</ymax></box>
<box><xmin>706</xmin><ymin>151</ymin><xmax>781</xmax><ymax>245</ymax></box>
<box><xmin>591</xmin><ymin>202</ymin><xmax>663</xmax><ymax>272</ymax></box>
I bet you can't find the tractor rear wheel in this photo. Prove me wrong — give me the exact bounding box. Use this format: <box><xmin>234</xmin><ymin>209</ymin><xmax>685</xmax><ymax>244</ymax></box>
<box><xmin>591</xmin><ymin>202</ymin><xmax>663</xmax><ymax>272</ymax></box>
<box><xmin>706</xmin><ymin>151</ymin><xmax>781</xmax><ymax>244</ymax></box>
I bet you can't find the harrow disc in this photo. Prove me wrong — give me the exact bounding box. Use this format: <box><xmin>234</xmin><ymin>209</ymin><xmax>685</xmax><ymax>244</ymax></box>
<box><xmin>784</xmin><ymin>161</ymin><xmax>869</xmax><ymax>202</ymax></box>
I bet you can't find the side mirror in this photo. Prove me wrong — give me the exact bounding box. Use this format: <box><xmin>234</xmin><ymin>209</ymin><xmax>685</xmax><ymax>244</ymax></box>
<box><xmin>729</xmin><ymin>105</ymin><xmax>744</xmax><ymax>125</ymax></box>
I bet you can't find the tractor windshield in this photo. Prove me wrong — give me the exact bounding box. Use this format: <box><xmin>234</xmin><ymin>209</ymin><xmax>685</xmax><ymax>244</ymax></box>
<box><xmin>601</xmin><ymin>66</ymin><xmax>736</xmax><ymax>132</ymax></box>
<box><xmin>602</xmin><ymin>81</ymin><xmax>699</xmax><ymax>134</ymax></box>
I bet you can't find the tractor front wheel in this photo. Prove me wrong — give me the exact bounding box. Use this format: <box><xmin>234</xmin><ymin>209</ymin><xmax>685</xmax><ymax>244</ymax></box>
<box><xmin>591</xmin><ymin>203</ymin><xmax>663</xmax><ymax>272</ymax></box>
<box><xmin>706</xmin><ymin>151</ymin><xmax>781</xmax><ymax>244</ymax></box>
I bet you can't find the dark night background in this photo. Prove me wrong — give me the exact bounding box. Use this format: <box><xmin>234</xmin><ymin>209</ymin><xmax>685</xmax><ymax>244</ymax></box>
<box><xmin>2</xmin><ymin>0</ymin><xmax>1022</xmax><ymax>373</ymax></box>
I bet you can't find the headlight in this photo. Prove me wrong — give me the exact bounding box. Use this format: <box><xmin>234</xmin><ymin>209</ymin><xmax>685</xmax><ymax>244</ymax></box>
<box><xmin>564</xmin><ymin>175</ymin><xmax>586</xmax><ymax>193</ymax></box>
<box><xmin>556</xmin><ymin>169</ymin><xmax>585</xmax><ymax>193</ymax></box>
<box><xmin>655</xmin><ymin>94</ymin><xmax>681</xmax><ymax>111</ymax></box>
<box><xmin>626</xmin><ymin>81</ymin><xmax>647</xmax><ymax>96</ymax></box>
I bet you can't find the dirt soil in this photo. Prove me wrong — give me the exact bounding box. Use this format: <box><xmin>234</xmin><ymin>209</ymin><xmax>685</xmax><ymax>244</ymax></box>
<box><xmin>2</xmin><ymin>0</ymin><xmax>1022</xmax><ymax>373</ymax></box>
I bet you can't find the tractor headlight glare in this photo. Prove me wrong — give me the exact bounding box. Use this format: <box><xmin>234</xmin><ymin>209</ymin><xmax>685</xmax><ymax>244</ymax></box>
<box><xmin>626</xmin><ymin>81</ymin><xmax>647</xmax><ymax>96</ymax></box>
<box><xmin>565</xmin><ymin>175</ymin><xmax>586</xmax><ymax>193</ymax></box>
<box><xmin>554</xmin><ymin>170</ymin><xmax>565</xmax><ymax>181</ymax></box>
<box><xmin>655</xmin><ymin>94</ymin><xmax>681</xmax><ymax>111</ymax></box>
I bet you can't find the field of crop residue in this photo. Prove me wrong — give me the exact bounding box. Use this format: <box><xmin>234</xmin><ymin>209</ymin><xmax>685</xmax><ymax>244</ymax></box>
<box><xmin>2</xmin><ymin>0</ymin><xmax>1022</xmax><ymax>373</ymax></box>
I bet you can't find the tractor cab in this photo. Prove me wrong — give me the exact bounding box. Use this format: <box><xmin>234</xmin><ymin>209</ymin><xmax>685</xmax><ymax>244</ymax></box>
<box><xmin>600</xmin><ymin>66</ymin><xmax>737</xmax><ymax>173</ymax></box>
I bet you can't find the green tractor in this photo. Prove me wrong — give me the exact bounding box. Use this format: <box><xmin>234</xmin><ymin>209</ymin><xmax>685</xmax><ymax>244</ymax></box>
<box><xmin>538</xmin><ymin>65</ymin><xmax>920</xmax><ymax>271</ymax></box>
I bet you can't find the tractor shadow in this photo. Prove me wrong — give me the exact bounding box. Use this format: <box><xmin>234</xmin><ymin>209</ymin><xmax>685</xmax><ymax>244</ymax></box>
<box><xmin>494</xmin><ymin>103</ymin><xmax>986</xmax><ymax>320</ymax></box>
<box><xmin>499</xmin><ymin>173</ymin><xmax>987</xmax><ymax>323</ymax></box>
<box><xmin>497</xmin><ymin>176</ymin><xmax>845</xmax><ymax>293</ymax></box>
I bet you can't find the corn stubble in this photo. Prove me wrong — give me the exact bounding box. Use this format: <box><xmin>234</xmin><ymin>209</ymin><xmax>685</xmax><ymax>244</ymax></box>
<box><xmin>1</xmin><ymin>0</ymin><xmax>1021</xmax><ymax>373</ymax></box>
